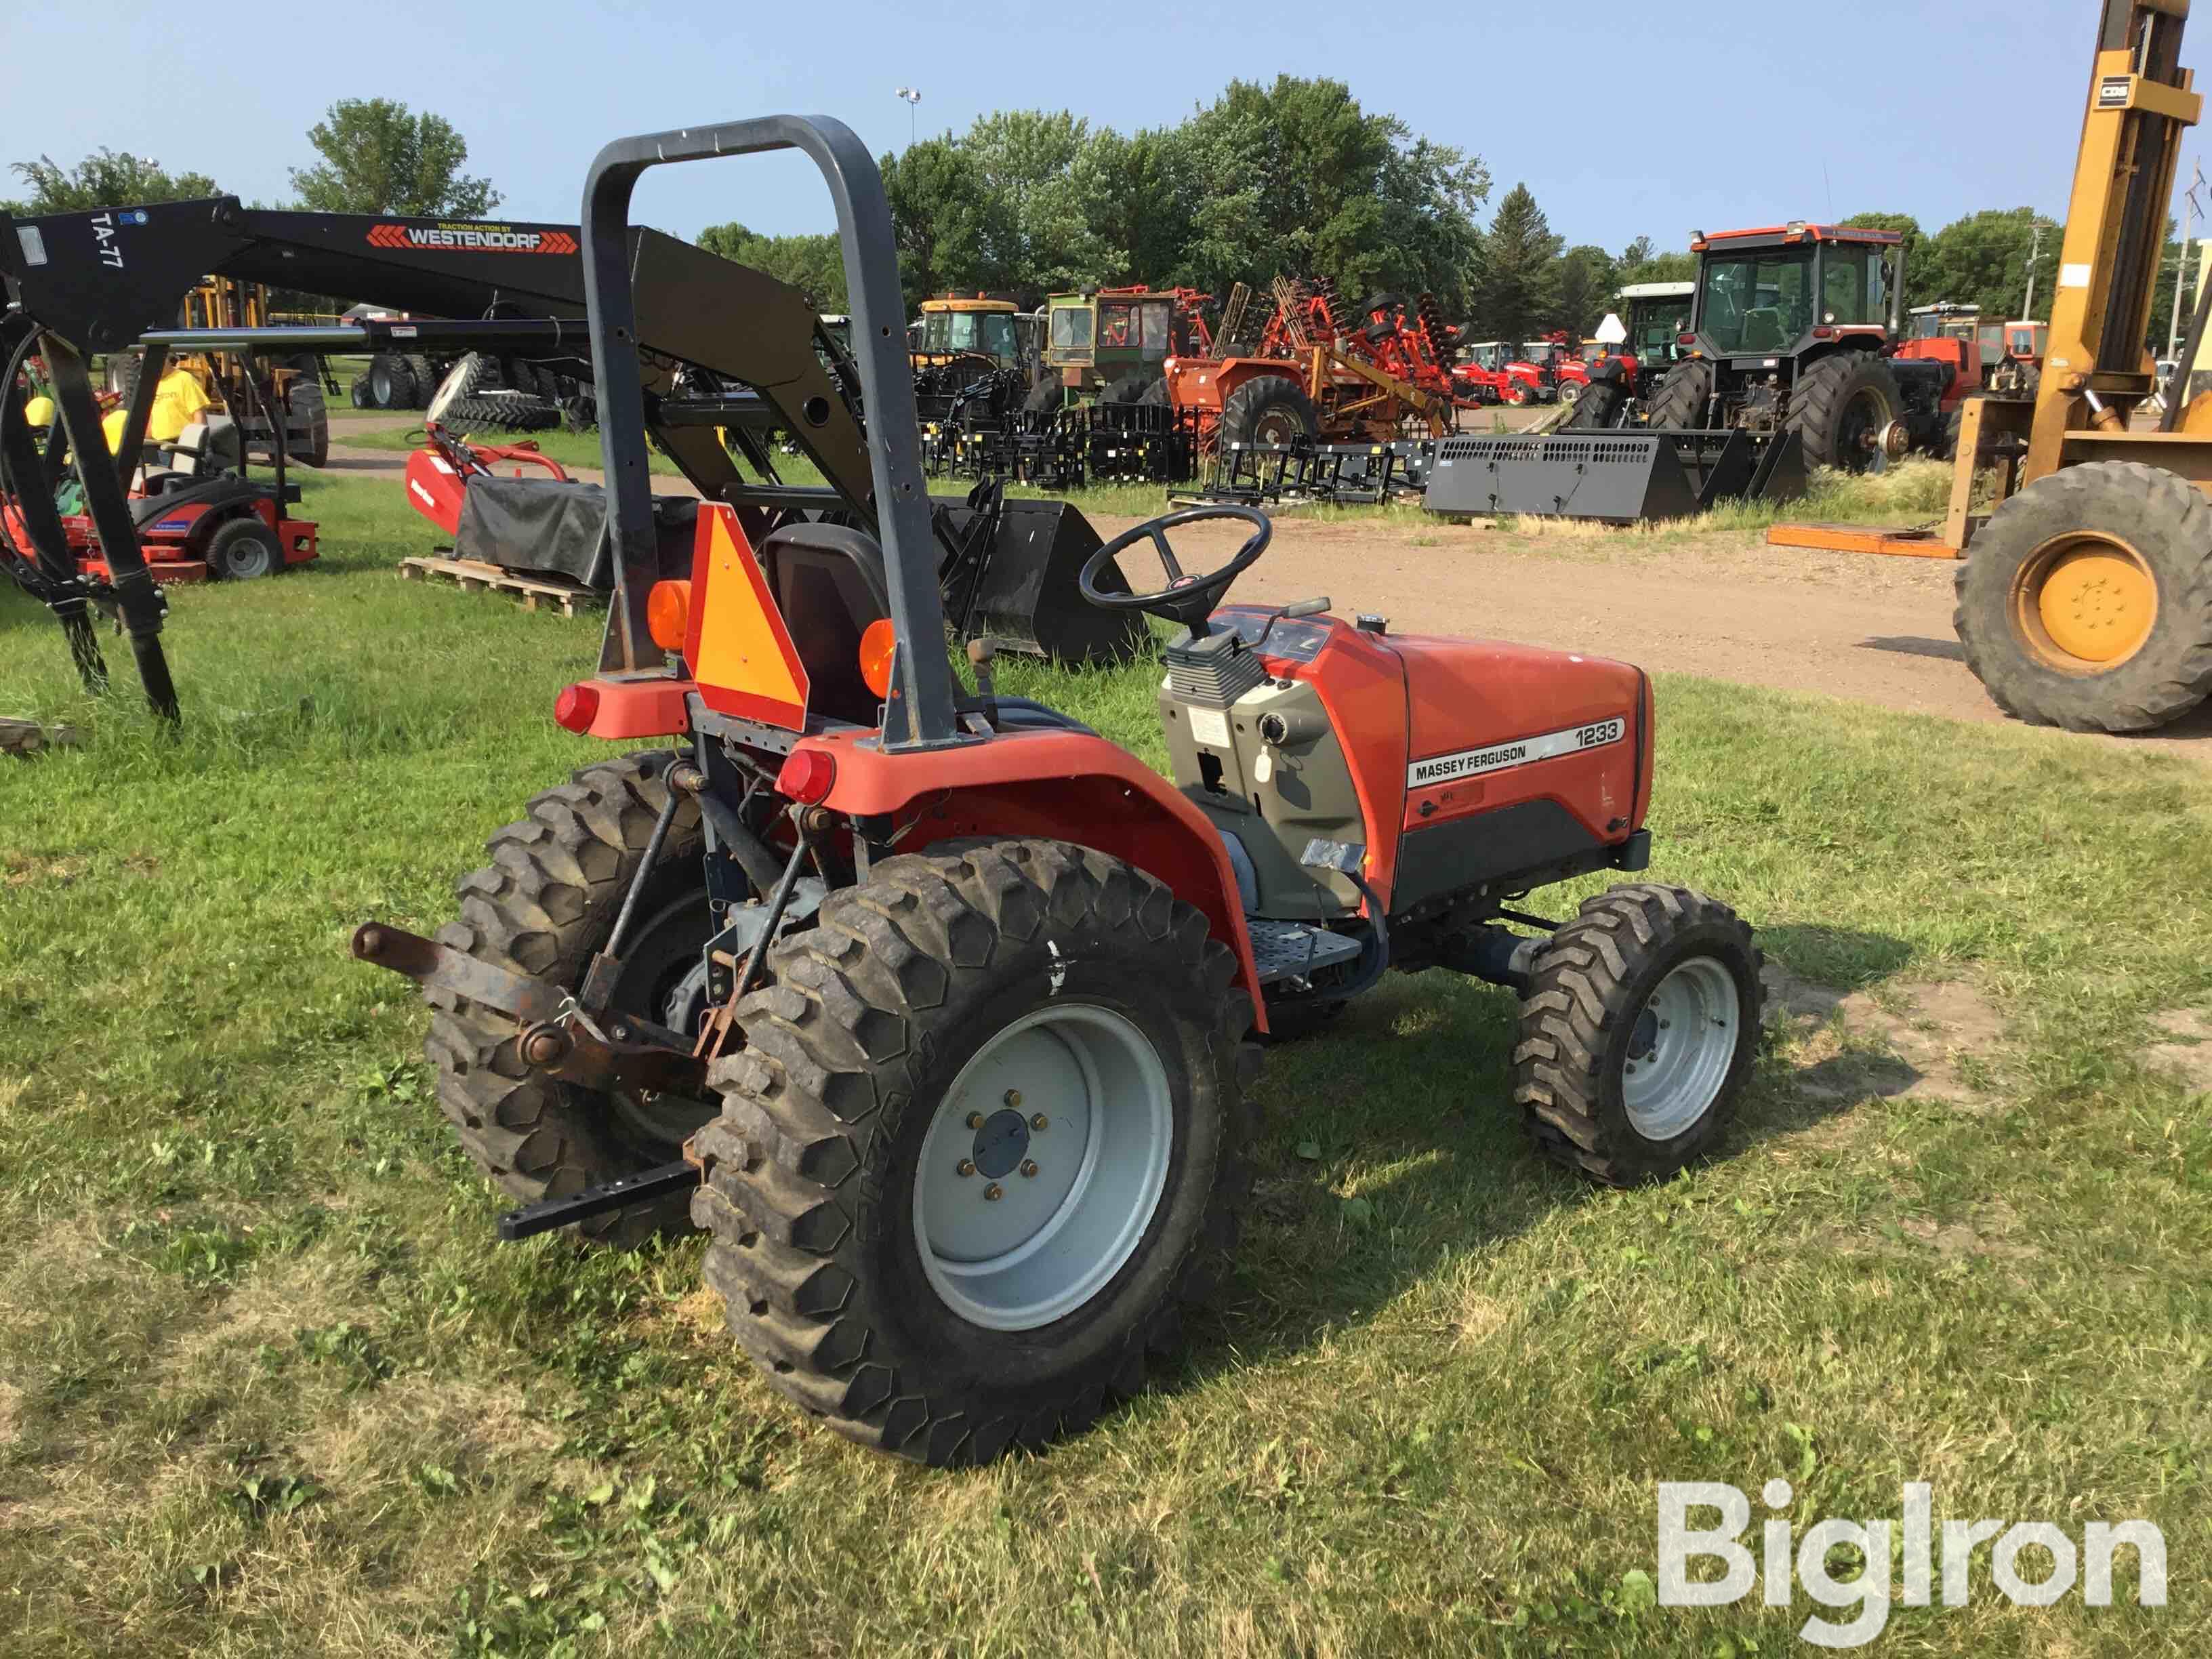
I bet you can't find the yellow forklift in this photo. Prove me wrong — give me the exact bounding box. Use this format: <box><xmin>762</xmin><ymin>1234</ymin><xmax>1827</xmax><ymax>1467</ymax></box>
<box><xmin>1774</xmin><ymin>0</ymin><xmax>2211</xmax><ymax>734</ymax></box>
<box><xmin>105</xmin><ymin>276</ymin><xmax>331</xmax><ymax>467</ymax></box>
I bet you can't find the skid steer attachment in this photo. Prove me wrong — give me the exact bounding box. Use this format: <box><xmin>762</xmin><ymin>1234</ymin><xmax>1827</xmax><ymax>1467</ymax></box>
<box><xmin>1422</xmin><ymin>428</ymin><xmax>1807</xmax><ymax>524</ymax></box>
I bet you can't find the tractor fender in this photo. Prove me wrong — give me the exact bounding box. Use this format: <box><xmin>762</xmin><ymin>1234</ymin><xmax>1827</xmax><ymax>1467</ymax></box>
<box><xmin>799</xmin><ymin>725</ymin><xmax>1267</xmax><ymax>1027</ymax></box>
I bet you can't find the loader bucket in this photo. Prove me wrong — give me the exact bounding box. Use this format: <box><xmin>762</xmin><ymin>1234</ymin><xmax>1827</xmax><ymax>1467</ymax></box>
<box><xmin>1422</xmin><ymin>429</ymin><xmax>1807</xmax><ymax>524</ymax></box>
<box><xmin>938</xmin><ymin>497</ymin><xmax>1149</xmax><ymax>665</ymax></box>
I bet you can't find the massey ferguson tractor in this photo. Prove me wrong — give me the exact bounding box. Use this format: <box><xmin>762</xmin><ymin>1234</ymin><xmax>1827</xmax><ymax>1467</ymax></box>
<box><xmin>350</xmin><ymin>115</ymin><xmax>1764</xmax><ymax>1467</ymax></box>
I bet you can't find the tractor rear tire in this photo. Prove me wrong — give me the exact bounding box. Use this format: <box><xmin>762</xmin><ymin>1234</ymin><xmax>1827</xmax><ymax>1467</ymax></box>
<box><xmin>1644</xmin><ymin>358</ymin><xmax>1715</xmax><ymax>430</ymax></box>
<box><xmin>1568</xmin><ymin>379</ymin><xmax>1629</xmax><ymax>430</ymax></box>
<box><xmin>1953</xmin><ymin>460</ymin><xmax>2212</xmax><ymax>732</ymax></box>
<box><xmin>691</xmin><ymin>838</ymin><xmax>1261</xmax><ymax>1467</ymax></box>
<box><xmin>1138</xmin><ymin>376</ymin><xmax>1170</xmax><ymax>407</ymax></box>
<box><xmin>1788</xmin><ymin>351</ymin><xmax>1905</xmax><ymax>473</ymax></box>
<box><xmin>1219</xmin><ymin>375</ymin><xmax>1320</xmax><ymax>449</ymax></box>
<box><xmin>1023</xmin><ymin>373</ymin><xmax>1063</xmax><ymax>418</ymax></box>
<box><xmin>1514</xmin><ymin>884</ymin><xmax>1761</xmax><ymax>1187</ymax></box>
<box><xmin>1105</xmin><ymin>372</ymin><xmax>1150</xmax><ymax>404</ymax></box>
<box><xmin>207</xmin><ymin>516</ymin><xmax>283</xmax><ymax>581</ymax></box>
<box><xmin>424</xmin><ymin>752</ymin><xmax>721</xmax><ymax>1245</ymax></box>
<box><xmin>367</xmin><ymin>353</ymin><xmax>409</xmax><ymax>411</ymax></box>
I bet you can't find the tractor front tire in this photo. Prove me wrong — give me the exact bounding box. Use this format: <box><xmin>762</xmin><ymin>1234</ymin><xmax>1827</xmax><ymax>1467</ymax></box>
<box><xmin>1788</xmin><ymin>352</ymin><xmax>1906</xmax><ymax>473</ymax></box>
<box><xmin>1023</xmin><ymin>373</ymin><xmax>1063</xmax><ymax>418</ymax></box>
<box><xmin>1568</xmin><ymin>378</ymin><xmax>1630</xmax><ymax>430</ymax></box>
<box><xmin>424</xmin><ymin>752</ymin><xmax>720</xmax><ymax>1244</ymax></box>
<box><xmin>1514</xmin><ymin>884</ymin><xmax>1761</xmax><ymax>1187</ymax></box>
<box><xmin>1219</xmin><ymin>375</ymin><xmax>1321</xmax><ymax>449</ymax></box>
<box><xmin>1644</xmin><ymin>358</ymin><xmax>1715</xmax><ymax>431</ymax></box>
<box><xmin>1954</xmin><ymin>460</ymin><xmax>2212</xmax><ymax>732</ymax></box>
<box><xmin>692</xmin><ymin>839</ymin><xmax>1261</xmax><ymax>1467</ymax></box>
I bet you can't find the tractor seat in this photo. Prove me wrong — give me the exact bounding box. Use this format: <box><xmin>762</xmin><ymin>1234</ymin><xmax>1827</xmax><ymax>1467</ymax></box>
<box><xmin>756</xmin><ymin>520</ymin><xmax>1088</xmax><ymax>735</ymax></box>
<box><xmin>1738</xmin><ymin>308</ymin><xmax>1788</xmax><ymax>353</ymax></box>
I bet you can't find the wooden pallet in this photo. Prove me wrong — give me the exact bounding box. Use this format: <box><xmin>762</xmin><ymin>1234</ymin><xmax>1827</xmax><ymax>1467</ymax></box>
<box><xmin>398</xmin><ymin>554</ymin><xmax>605</xmax><ymax>615</ymax></box>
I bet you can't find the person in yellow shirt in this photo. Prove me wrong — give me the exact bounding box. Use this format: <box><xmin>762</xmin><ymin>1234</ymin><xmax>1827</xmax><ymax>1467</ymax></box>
<box><xmin>147</xmin><ymin>365</ymin><xmax>216</xmax><ymax>443</ymax></box>
<box><xmin>23</xmin><ymin>392</ymin><xmax>56</xmax><ymax>430</ymax></box>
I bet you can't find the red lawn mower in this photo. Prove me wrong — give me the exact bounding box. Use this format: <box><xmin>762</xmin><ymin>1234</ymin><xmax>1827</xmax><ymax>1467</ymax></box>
<box><xmin>352</xmin><ymin>116</ymin><xmax>1766</xmax><ymax>1468</ymax></box>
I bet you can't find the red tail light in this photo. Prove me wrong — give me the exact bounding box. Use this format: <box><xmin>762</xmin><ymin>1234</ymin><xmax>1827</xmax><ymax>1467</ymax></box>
<box><xmin>553</xmin><ymin>682</ymin><xmax>601</xmax><ymax>733</ymax></box>
<box><xmin>1677</xmin><ymin>333</ymin><xmax>1697</xmax><ymax>346</ymax></box>
<box><xmin>776</xmin><ymin>747</ymin><xmax>837</xmax><ymax>804</ymax></box>
<box><xmin>1812</xmin><ymin>325</ymin><xmax>1835</xmax><ymax>339</ymax></box>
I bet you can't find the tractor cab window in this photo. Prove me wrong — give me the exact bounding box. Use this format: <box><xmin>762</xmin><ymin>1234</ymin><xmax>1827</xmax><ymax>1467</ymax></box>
<box><xmin>1099</xmin><ymin>302</ymin><xmax>1134</xmax><ymax>348</ymax></box>
<box><xmin>975</xmin><ymin>313</ymin><xmax>1019</xmax><ymax>362</ymax></box>
<box><xmin>1700</xmin><ymin>252</ymin><xmax>1812</xmax><ymax>353</ymax></box>
<box><xmin>1049</xmin><ymin>304</ymin><xmax>1093</xmax><ymax>353</ymax></box>
<box><xmin>1630</xmin><ymin>304</ymin><xmax>1686</xmax><ymax>361</ymax></box>
<box><xmin>1139</xmin><ymin>300</ymin><xmax>1172</xmax><ymax>356</ymax></box>
<box><xmin>1820</xmin><ymin>247</ymin><xmax>1889</xmax><ymax>328</ymax></box>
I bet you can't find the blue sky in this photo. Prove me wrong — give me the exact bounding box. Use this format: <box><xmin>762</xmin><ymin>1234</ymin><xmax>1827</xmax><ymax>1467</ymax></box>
<box><xmin>3</xmin><ymin>0</ymin><xmax>2189</xmax><ymax>254</ymax></box>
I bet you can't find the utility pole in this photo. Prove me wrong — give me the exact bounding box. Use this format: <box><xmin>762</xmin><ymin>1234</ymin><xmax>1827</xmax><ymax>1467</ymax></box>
<box><xmin>894</xmin><ymin>87</ymin><xmax>921</xmax><ymax>150</ymax></box>
<box><xmin>2020</xmin><ymin>221</ymin><xmax>2047</xmax><ymax>322</ymax></box>
<box><xmin>2167</xmin><ymin>157</ymin><xmax>2205</xmax><ymax>361</ymax></box>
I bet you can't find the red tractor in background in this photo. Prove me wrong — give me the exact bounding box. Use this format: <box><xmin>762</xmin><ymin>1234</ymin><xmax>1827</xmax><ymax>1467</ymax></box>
<box><xmin>1572</xmin><ymin>281</ymin><xmax>1696</xmax><ymax>429</ymax></box>
<box><xmin>352</xmin><ymin>114</ymin><xmax>1765</xmax><ymax>1469</ymax></box>
<box><xmin>1454</xmin><ymin>341</ymin><xmax>1554</xmax><ymax>406</ymax></box>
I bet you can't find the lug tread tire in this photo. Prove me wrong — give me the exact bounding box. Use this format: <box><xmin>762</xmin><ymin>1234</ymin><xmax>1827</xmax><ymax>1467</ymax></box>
<box><xmin>440</xmin><ymin>393</ymin><xmax>560</xmax><ymax>434</ymax></box>
<box><xmin>1567</xmin><ymin>378</ymin><xmax>1629</xmax><ymax>430</ymax></box>
<box><xmin>1513</xmin><ymin>884</ymin><xmax>1761</xmax><ymax>1187</ymax></box>
<box><xmin>1218</xmin><ymin>375</ymin><xmax>1321</xmax><ymax>447</ymax></box>
<box><xmin>691</xmin><ymin>838</ymin><xmax>1261</xmax><ymax>1467</ymax></box>
<box><xmin>424</xmin><ymin>751</ymin><xmax>705</xmax><ymax>1245</ymax></box>
<box><xmin>1787</xmin><ymin>351</ymin><xmax>1903</xmax><ymax>472</ymax></box>
<box><xmin>1952</xmin><ymin>459</ymin><xmax>2212</xmax><ymax>733</ymax></box>
<box><xmin>1643</xmin><ymin>359</ymin><xmax>1713</xmax><ymax>431</ymax></box>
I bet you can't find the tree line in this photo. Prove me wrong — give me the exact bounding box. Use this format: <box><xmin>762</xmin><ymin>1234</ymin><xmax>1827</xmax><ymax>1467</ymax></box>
<box><xmin>6</xmin><ymin>89</ymin><xmax>2197</xmax><ymax>350</ymax></box>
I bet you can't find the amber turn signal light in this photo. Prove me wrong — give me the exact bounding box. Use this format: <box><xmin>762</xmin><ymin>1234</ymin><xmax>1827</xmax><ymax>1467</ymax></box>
<box><xmin>646</xmin><ymin>579</ymin><xmax>692</xmax><ymax>653</ymax></box>
<box><xmin>858</xmin><ymin>617</ymin><xmax>897</xmax><ymax>699</ymax></box>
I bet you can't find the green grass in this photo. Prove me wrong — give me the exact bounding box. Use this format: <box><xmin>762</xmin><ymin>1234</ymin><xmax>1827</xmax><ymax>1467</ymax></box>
<box><xmin>3</xmin><ymin>473</ymin><xmax>2210</xmax><ymax>1655</ymax></box>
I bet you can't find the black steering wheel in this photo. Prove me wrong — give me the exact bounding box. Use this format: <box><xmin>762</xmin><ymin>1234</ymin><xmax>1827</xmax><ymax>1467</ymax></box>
<box><xmin>1079</xmin><ymin>506</ymin><xmax>1271</xmax><ymax>634</ymax></box>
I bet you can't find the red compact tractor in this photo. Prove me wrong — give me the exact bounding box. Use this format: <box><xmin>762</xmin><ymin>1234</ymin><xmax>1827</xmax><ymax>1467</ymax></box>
<box><xmin>352</xmin><ymin>117</ymin><xmax>1765</xmax><ymax>1467</ymax></box>
<box><xmin>1454</xmin><ymin>341</ymin><xmax>1553</xmax><ymax>406</ymax></box>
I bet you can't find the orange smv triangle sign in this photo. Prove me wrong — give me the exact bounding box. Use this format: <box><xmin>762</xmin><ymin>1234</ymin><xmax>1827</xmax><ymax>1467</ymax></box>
<box><xmin>685</xmin><ymin>504</ymin><xmax>811</xmax><ymax>730</ymax></box>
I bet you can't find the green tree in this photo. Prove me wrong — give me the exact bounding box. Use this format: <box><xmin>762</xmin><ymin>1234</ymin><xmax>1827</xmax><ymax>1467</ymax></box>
<box><xmin>957</xmin><ymin>109</ymin><xmax>1118</xmax><ymax>298</ymax></box>
<box><xmin>1554</xmin><ymin>245</ymin><xmax>1618</xmax><ymax>337</ymax></box>
<box><xmin>1917</xmin><ymin>208</ymin><xmax>2055</xmax><ymax>320</ymax></box>
<box><xmin>5</xmin><ymin>148</ymin><xmax>218</xmax><ymax>214</ymax></box>
<box><xmin>288</xmin><ymin>100</ymin><xmax>501</xmax><ymax>217</ymax></box>
<box><xmin>1471</xmin><ymin>184</ymin><xmax>1562</xmax><ymax>339</ymax></box>
<box><xmin>1615</xmin><ymin>233</ymin><xmax>1697</xmax><ymax>289</ymax></box>
<box><xmin>881</xmin><ymin>138</ymin><xmax>996</xmax><ymax>308</ymax></box>
<box><xmin>695</xmin><ymin>222</ymin><xmax>849</xmax><ymax>312</ymax></box>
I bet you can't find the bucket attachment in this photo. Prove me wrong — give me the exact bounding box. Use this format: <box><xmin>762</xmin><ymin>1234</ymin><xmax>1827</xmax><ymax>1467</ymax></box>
<box><xmin>938</xmin><ymin>497</ymin><xmax>1149</xmax><ymax>665</ymax></box>
<box><xmin>1422</xmin><ymin>428</ymin><xmax>1807</xmax><ymax>524</ymax></box>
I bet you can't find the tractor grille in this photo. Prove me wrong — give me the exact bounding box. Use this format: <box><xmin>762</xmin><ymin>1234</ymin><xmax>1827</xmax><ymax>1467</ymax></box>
<box><xmin>1164</xmin><ymin>633</ymin><xmax>1267</xmax><ymax>708</ymax></box>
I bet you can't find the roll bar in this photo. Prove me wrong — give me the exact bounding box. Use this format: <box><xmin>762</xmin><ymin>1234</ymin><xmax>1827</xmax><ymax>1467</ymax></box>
<box><xmin>581</xmin><ymin>115</ymin><xmax>965</xmax><ymax>751</ymax></box>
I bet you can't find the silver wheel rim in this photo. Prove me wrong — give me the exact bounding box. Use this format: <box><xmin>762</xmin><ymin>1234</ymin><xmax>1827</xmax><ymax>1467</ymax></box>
<box><xmin>1621</xmin><ymin>956</ymin><xmax>1739</xmax><ymax>1142</ymax></box>
<box><xmin>913</xmin><ymin>1004</ymin><xmax>1172</xmax><ymax>1332</ymax></box>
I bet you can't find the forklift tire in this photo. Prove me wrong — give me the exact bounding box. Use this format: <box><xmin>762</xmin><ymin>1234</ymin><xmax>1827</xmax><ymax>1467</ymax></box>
<box><xmin>1788</xmin><ymin>351</ymin><xmax>1905</xmax><ymax>473</ymax></box>
<box><xmin>692</xmin><ymin>839</ymin><xmax>1261</xmax><ymax>1467</ymax></box>
<box><xmin>1953</xmin><ymin>460</ymin><xmax>2212</xmax><ymax>732</ymax></box>
<box><xmin>1643</xmin><ymin>358</ymin><xmax>1715</xmax><ymax>431</ymax></box>
<box><xmin>425</xmin><ymin>752</ymin><xmax>718</xmax><ymax>1246</ymax></box>
<box><xmin>1568</xmin><ymin>379</ymin><xmax>1629</xmax><ymax>430</ymax></box>
<box><xmin>1219</xmin><ymin>375</ymin><xmax>1321</xmax><ymax>449</ymax></box>
<box><xmin>207</xmin><ymin>516</ymin><xmax>283</xmax><ymax>581</ymax></box>
<box><xmin>1513</xmin><ymin>884</ymin><xmax>1761</xmax><ymax>1187</ymax></box>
